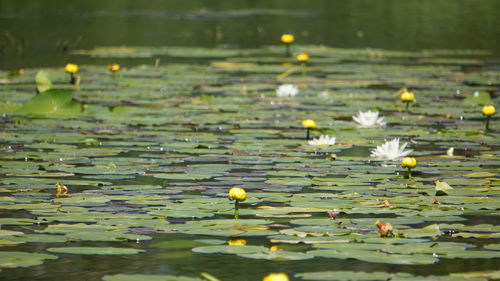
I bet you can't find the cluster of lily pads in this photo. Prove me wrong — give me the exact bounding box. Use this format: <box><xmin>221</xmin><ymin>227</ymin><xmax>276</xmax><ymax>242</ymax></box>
<box><xmin>0</xmin><ymin>42</ymin><xmax>498</xmax><ymax>281</ymax></box>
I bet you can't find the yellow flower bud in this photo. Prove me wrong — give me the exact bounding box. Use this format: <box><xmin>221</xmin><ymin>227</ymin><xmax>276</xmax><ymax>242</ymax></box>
<box><xmin>227</xmin><ymin>239</ymin><xmax>247</xmax><ymax>246</ymax></box>
<box><xmin>228</xmin><ymin>187</ymin><xmax>247</xmax><ymax>202</ymax></box>
<box><xmin>263</xmin><ymin>273</ymin><xmax>289</xmax><ymax>281</ymax></box>
<box><xmin>482</xmin><ymin>105</ymin><xmax>496</xmax><ymax>116</ymax></box>
<box><xmin>302</xmin><ymin>119</ymin><xmax>317</xmax><ymax>129</ymax></box>
<box><xmin>400</xmin><ymin>89</ymin><xmax>415</xmax><ymax>102</ymax></box>
<box><xmin>296</xmin><ymin>52</ymin><xmax>309</xmax><ymax>63</ymax></box>
<box><xmin>107</xmin><ymin>63</ymin><xmax>120</xmax><ymax>72</ymax></box>
<box><xmin>401</xmin><ymin>157</ymin><xmax>417</xmax><ymax>169</ymax></box>
<box><xmin>280</xmin><ymin>33</ymin><xmax>295</xmax><ymax>44</ymax></box>
<box><xmin>55</xmin><ymin>183</ymin><xmax>68</xmax><ymax>196</ymax></box>
<box><xmin>65</xmin><ymin>63</ymin><xmax>79</xmax><ymax>74</ymax></box>
<box><xmin>269</xmin><ymin>245</ymin><xmax>281</xmax><ymax>251</ymax></box>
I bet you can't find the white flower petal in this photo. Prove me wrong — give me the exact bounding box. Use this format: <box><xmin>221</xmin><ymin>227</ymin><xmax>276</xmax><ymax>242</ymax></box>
<box><xmin>276</xmin><ymin>84</ymin><xmax>299</xmax><ymax>97</ymax></box>
<box><xmin>353</xmin><ymin>110</ymin><xmax>386</xmax><ymax>127</ymax></box>
<box><xmin>308</xmin><ymin>135</ymin><xmax>336</xmax><ymax>146</ymax></box>
<box><xmin>370</xmin><ymin>138</ymin><xmax>412</xmax><ymax>160</ymax></box>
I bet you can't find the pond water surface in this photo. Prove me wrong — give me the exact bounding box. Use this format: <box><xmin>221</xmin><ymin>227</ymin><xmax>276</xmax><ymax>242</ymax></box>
<box><xmin>0</xmin><ymin>2</ymin><xmax>499</xmax><ymax>281</ymax></box>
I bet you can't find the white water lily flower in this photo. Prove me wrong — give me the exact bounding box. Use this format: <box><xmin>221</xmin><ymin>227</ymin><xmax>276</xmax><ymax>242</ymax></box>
<box><xmin>308</xmin><ymin>135</ymin><xmax>336</xmax><ymax>146</ymax></box>
<box><xmin>353</xmin><ymin>110</ymin><xmax>386</xmax><ymax>127</ymax></box>
<box><xmin>370</xmin><ymin>138</ymin><xmax>412</xmax><ymax>160</ymax></box>
<box><xmin>276</xmin><ymin>84</ymin><xmax>299</xmax><ymax>97</ymax></box>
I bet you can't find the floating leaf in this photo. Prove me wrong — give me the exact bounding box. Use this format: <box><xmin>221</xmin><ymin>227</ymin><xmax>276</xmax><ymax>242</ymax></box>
<box><xmin>0</xmin><ymin>251</ymin><xmax>57</xmax><ymax>268</ymax></box>
<box><xmin>450</xmin><ymin>270</ymin><xmax>500</xmax><ymax>280</ymax></box>
<box><xmin>102</xmin><ymin>274</ymin><xmax>203</xmax><ymax>281</ymax></box>
<box><xmin>435</xmin><ymin>180</ymin><xmax>453</xmax><ymax>196</ymax></box>
<box><xmin>295</xmin><ymin>271</ymin><xmax>481</xmax><ymax>281</ymax></box>
<box><xmin>463</xmin><ymin>91</ymin><xmax>493</xmax><ymax>106</ymax></box>
<box><xmin>16</xmin><ymin>89</ymin><xmax>82</xmax><ymax>116</ymax></box>
<box><xmin>47</xmin><ymin>247</ymin><xmax>145</xmax><ymax>255</ymax></box>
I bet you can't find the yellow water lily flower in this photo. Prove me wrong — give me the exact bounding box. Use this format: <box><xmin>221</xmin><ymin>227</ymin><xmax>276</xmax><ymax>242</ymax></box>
<box><xmin>296</xmin><ymin>52</ymin><xmax>309</xmax><ymax>63</ymax></box>
<box><xmin>269</xmin><ymin>245</ymin><xmax>281</xmax><ymax>251</ymax></box>
<box><xmin>302</xmin><ymin>119</ymin><xmax>317</xmax><ymax>140</ymax></box>
<box><xmin>107</xmin><ymin>63</ymin><xmax>120</xmax><ymax>72</ymax></box>
<box><xmin>65</xmin><ymin>63</ymin><xmax>79</xmax><ymax>74</ymax></box>
<box><xmin>482</xmin><ymin>105</ymin><xmax>495</xmax><ymax>131</ymax></box>
<box><xmin>263</xmin><ymin>273</ymin><xmax>289</xmax><ymax>281</ymax></box>
<box><xmin>229</xmin><ymin>187</ymin><xmax>247</xmax><ymax>219</ymax></box>
<box><xmin>400</xmin><ymin>89</ymin><xmax>415</xmax><ymax>102</ymax></box>
<box><xmin>280</xmin><ymin>33</ymin><xmax>295</xmax><ymax>44</ymax></box>
<box><xmin>401</xmin><ymin>157</ymin><xmax>417</xmax><ymax>169</ymax></box>
<box><xmin>55</xmin><ymin>183</ymin><xmax>68</xmax><ymax>196</ymax></box>
<box><xmin>302</xmin><ymin>119</ymin><xmax>317</xmax><ymax>129</ymax></box>
<box><xmin>401</xmin><ymin>156</ymin><xmax>417</xmax><ymax>179</ymax></box>
<box><xmin>227</xmin><ymin>239</ymin><xmax>247</xmax><ymax>246</ymax></box>
<box><xmin>482</xmin><ymin>105</ymin><xmax>495</xmax><ymax>116</ymax></box>
<box><xmin>228</xmin><ymin>187</ymin><xmax>247</xmax><ymax>202</ymax></box>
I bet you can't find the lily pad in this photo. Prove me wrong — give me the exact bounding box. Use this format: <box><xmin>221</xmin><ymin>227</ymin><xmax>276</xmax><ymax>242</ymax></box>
<box><xmin>47</xmin><ymin>247</ymin><xmax>145</xmax><ymax>255</ymax></box>
<box><xmin>102</xmin><ymin>274</ymin><xmax>203</xmax><ymax>281</ymax></box>
<box><xmin>16</xmin><ymin>89</ymin><xmax>83</xmax><ymax>116</ymax></box>
<box><xmin>0</xmin><ymin>251</ymin><xmax>58</xmax><ymax>268</ymax></box>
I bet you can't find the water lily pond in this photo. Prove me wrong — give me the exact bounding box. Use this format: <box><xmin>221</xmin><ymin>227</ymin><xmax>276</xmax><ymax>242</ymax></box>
<box><xmin>0</xmin><ymin>44</ymin><xmax>499</xmax><ymax>281</ymax></box>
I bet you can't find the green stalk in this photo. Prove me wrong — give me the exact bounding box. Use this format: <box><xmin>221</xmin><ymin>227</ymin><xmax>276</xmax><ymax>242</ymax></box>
<box><xmin>405</xmin><ymin>101</ymin><xmax>410</xmax><ymax>111</ymax></box>
<box><xmin>285</xmin><ymin>44</ymin><xmax>291</xmax><ymax>57</ymax></box>
<box><xmin>306</xmin><ymin>128</ymin><xmax>310</xmax><ymax>140</ymax></box>
<box><xmin>70</xmin><ymin>73</ymin><xmax>76</xmax><ymax>85</ymax></box>
<box><xmin>485</xmin><ymin>116</ymin><xmax>491</xmax><ymax>131</ymax></box>
<box><xmin>234</xmin><ymin>200</ymin><xmax>239</xmax><ymax>219</ymax></box>
<box><xmin>301</xmin><ymin>62</ymin><xmax>306</xmax><ymax>76</ymax></box>
<box><xmin>407</xmin><ymin>167</ymin><xmax>412</xmax><ymax>180</ymax></box>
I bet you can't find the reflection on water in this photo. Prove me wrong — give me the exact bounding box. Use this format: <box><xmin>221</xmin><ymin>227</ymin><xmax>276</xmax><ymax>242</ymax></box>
<box><xmin>1</xmin><ymin>0</ymin><xmax>500</xmax><ymax>68</ymax></box>
<box><xmin>2</xmin><ymin>232</ymin><xmax>500</xmax><ymax>281</ymax></box>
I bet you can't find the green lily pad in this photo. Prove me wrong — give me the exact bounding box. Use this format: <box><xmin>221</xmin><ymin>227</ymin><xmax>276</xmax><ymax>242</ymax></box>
<box><xmin>102</xmin><ymin>274</ymin><xmax>203</xmax><ymax>281</ymax></box>
<box><xmin>47</xmin><ymin>247</ymin><xmax>145</xmax><ymax>255</ymax></box>
<box><xmin>295</xmin><ymin>271</ymin><xmax>483</xmax><ymax>281</ymax></box>
<box><xmin>16</xmin><ymin>89</ymin><xmax>83</xmax><ymax>116</ymax></box>
<box><xmin>0</xmin><ymin>251</ymin><xmax>58</xmax><ymax>268</ymax></box>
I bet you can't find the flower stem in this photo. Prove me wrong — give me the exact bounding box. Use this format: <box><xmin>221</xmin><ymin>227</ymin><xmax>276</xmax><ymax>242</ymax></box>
<box><xmin>407</xmin><ymin>167</ymin><xmax>412</xmax><ymax>180</ymax></box>
<box><xmin>70</xmin><ymin>73</ymin><xmax>76</xmax><ymax>85</ymax></box>
<box><xmin>234</xmin><ymin>200</ymin><xmax>239</xmax><ymax>219</ymax></box>
<box><xmin>301</xmin><ymin>62</ymin><xmax>307</xmax><ymax>76</ymax></box>
<box><xmin>285</xmin><ymin>44</ymin><xmax>291</xmax><ymax>57</ymax></box>
<box><xmin>306</xmin><ymin>128</ymin><xmax>310</xmax><ymax>140</ymax></box>
<box><xmin>405</xmin><ymin>101</ymin><xmax>410</xmax><ymax>111</ymax></box>
<box><xmin>485</xmin><ymin>116</ymin><xmax>491</xmax><ymax>131</ymax></box>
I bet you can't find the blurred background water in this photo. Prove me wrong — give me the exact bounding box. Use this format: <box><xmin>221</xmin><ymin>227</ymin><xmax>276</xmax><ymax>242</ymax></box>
<box><xmin>1</xmin><ymin>0</ymin><xmax>499</xmax><ymax>69</ymax></box>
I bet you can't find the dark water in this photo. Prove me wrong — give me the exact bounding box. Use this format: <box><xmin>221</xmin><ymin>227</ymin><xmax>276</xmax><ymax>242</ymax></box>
<box><xmin>2</xmin><ymin>231</ymin><xmax>499</xmax><ymax>281</ymax></box>
<box><xmin>1</xmin><ymin>0</ymin><xmax>500</xmax><ymax>69</ymax></box>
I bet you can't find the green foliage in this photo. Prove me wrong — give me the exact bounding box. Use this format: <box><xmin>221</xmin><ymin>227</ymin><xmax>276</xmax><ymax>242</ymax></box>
<box><xmin>35</xmin><ymin>71</ymin><xmax>52</xmax><ymax>93</ymax></box>
<box><xmin>16</xmin><ymin>89</ymin><xmax>82</xmax><ymax>116</ymax></box>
